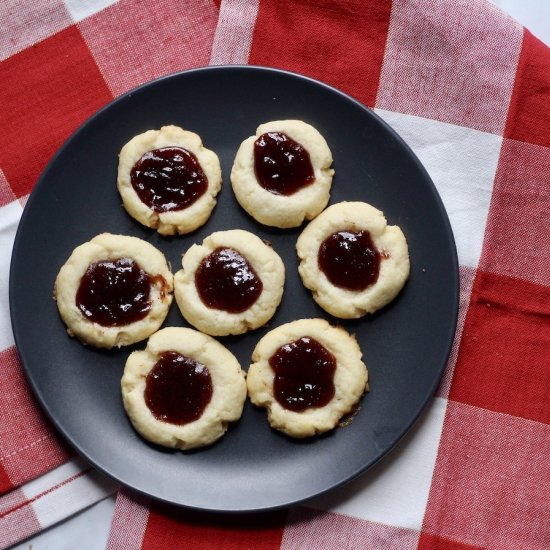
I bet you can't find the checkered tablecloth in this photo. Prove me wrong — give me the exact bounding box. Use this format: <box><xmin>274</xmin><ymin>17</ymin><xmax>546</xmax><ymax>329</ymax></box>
<box><xmin>1</xmin><ymin>1</ymin><xmax>549</xmax><ymax>548</ymax></box>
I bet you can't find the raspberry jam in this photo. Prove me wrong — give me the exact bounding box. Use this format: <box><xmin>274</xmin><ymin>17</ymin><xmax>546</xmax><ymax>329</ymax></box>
<box><xmin>130</xmin><ymin>146</ymin><xmax>207</xmax><ymax>212</ymax></box>
<box><xmin>254</xmin><ymin>132</ymin><xmax>315</xmax><ymax>195</ymax></box>
<box><xmin>144</xmin><ymin>351</ymin><xmax>213</xmax><ymax>425</ymax></box>
<box><xmin>195</xmin><ymin>247</ymin><xmax>262</xmax><ymax>313</ymax></box>
<box><xmin>318</xmin><ymin>230</ymin><xmax>381</xmax><ymax>290</ymax></box>
<box><xmin>270</xmin><ymin>337</ymin><xmax>336</xmax><ymax>412</ymax></box>
<box><xmin>76</xmin><ymin>258</ymin><xmax>153</xmax><ymax>326</ymax></box>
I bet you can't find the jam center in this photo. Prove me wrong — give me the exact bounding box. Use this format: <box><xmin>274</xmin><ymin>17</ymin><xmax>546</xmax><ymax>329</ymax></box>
<box><xmin>130</xmin><ymin>146</ymin><xmax>208</xmax><ymax>212</ymax></box>
<box><xmin>144</xmin><ymin>351</ymin><xmax>213</xmax><ymax>425</ymax></box>
<box><xmin>253</xmin><ymin>132</ymin><xmax>315</xmax><ymax>196</ymax></box>
<box><xmin>318</xmin><ymin>230</ymin><xmax>381</xmax><ymax>291</ymax></box>
<box><xmin>76</xmin><ymin>258</ymin><xmax>152</xmax><ymax>327</ymax></box>
<box><xmin>270</xmin><ymin>337</ymin><xmax>336</xmax><ymax>412</ymax></box>
<box><xmin>195</xmin><ymin>247</ymin><xmax>263</xmax><ymax>313</ymax></box>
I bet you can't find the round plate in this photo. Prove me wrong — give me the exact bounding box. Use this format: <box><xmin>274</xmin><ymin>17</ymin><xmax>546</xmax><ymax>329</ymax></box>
<box><xmin>10</xmin><ymin>66</ymin><xmax>458</xmax><ymax>512</ymax></box>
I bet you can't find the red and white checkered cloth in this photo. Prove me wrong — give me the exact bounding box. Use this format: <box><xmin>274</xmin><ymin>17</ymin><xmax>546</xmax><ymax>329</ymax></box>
<box><xmin>1</xmin><ymin>0</ymin><xmax>549</xmax><ymax>548</ymax></box>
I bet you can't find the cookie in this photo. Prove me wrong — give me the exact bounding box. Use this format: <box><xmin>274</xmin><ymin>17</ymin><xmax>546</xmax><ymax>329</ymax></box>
<box><xmin>117</xmin><ymin>125</ymin><xmax>222</xmax><ymax>235</ymax></box>
<box><xmin>231</xmin><ymin>120</ymin><xmax>334</xmax><ymax>228</ymax></box>
<box><xmin>174</xmin><ymin>230</ymin><xmax>285</xmax><ymax>336</ymax></box>
<box><xmin>121</xmin><ymin>327</ymin><xmax>247</xmax><ymax>450</ymax></box>
<box><xmin>54</xmin><ymin>233</ymin><xmax>173</xmax><ymax>348</ymax></box>
<box><xmin>297</xmin><ymin>202</ymin><xmax>410</xmax><ymax>319</ymax></box>
<box><xmin>247</xmin><ymin>318</ymin><xmax>368</xmax><ymax>438</ymax></box>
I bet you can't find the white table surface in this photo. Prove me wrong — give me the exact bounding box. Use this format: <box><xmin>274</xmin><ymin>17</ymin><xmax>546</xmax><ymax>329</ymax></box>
<box><xmin>11</xmin><ymin>1</ymin><xmax>550</xmax><ymax>549</ymax></box>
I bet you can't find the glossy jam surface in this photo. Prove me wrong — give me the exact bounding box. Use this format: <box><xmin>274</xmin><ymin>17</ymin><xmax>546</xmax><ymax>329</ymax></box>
<box><xmin>76</xmin><ymin>258</ymin><xmax>152</xmax><ymax>327</ymax></box>
<box><xmin>144</xmin><ymin>351</ymin><xmax>213</xmax><ymax>425</ymax></box>
<box><xmin>253</xmin><ymin>132</ymin><xmax>315</xmax><ymax>195</ymax></box>
<box><xmin>130</xmin><ymin>146</ymin><xmax>208</xmax><ymax>212</ymax></box>
<box><xmin>318</xmin><ymin>230</ymin><xmax>381</xmax><ymax>291</ymax></box>
<box><xmin>270</xmin><ymin>337</ymin><xmax>336</xmax><ymax>412</ymax></box>
<box><xmin>195</xmin><ymin>247</ymin><xmax>263</xmax><ymax>313</ymax></box>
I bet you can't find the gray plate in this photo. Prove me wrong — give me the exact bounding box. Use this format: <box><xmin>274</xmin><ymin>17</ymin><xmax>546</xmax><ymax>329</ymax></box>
<box><xmin>10</xmin><ymin>66</ymin><xmax>458</xmax><ymax>512</ymax></box>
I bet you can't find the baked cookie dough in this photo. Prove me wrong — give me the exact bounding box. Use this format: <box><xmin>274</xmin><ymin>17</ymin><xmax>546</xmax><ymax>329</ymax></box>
<box><xmin>247</xmin><ymin>318</ymin><xmax>368</xmax><ymax>438</ymax></box>
<box><xmin>174</xmin><ymin>229</ymin><xmax>284</xmax><ymax>336</ymax></box>
<box><xmin>54</xmin><ymin>233</ymin><xmax>173</xmax><ymax>349</ymax></box>
<box><xmin>297</xmin><ymin>202</ymin><xmax>410</xmax><ymax>319</ymax></box>
<box><xmin>121</xmin><ymin>327</ymin><xmax>247</xmax><ymax>450</ymax></box>
<box><xmin>117</xmin><ymin>125</ymin><xmax>222</xmax><ymax>235</ymax></box>
<box><xmin>231</xmin><ymin>120</ymin><xmax>334</xmax><ymax>228</ymax></box>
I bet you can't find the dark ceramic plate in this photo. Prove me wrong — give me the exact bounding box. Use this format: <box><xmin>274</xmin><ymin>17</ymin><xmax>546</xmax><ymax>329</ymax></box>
<box><xmin>10</xmin><ymin>66</ymin><xmax>458</xmax><ymax>512</ymax></box>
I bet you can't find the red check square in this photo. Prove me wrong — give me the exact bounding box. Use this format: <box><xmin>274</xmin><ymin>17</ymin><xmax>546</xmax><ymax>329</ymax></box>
<box><xmin>418</xmin><ymin>532</ymin><xmax>488</xmax><ymax>550</ymax></box>
<box><xmin>0</xmin><ymin>347</ymin><xmax>71</xmax><ymax>494</ymax></box>
<box><xmin>78</xmin><ymin>0</ymin><xmax>218</xmax><ymax>96</ymax></box>
<box><xmin>481</xmin><ymin>138</ymin><xmax>550</xmax><ymax>286</ymax></box>
<box><xmin>142</xmin><ymin>502</ymin><xmax>286</xmax><ymax>550</ymax></box>
<box><xmin>505</xmin><ymin>30</ymin><xmax>550</xmax><ymax>148</ymax></box>
<box><xmin>0</xmin><ymin>26</ymin><xmax>113</xmax><ymax>199</ymax></box>
<box><xmin>249</xmin><ymin>0</ymin><xmax>392</xmax><ymax>107</ymax></box>
<box><xmin>284</xmin><ymin>508</ymin><xmax>421</xmax><ymax>549</ymax></box>
<box><xmin>375</xmin><ymin>0</ymin><xmax>522</xmax><ymax>134</ymax></box>
<box><xmin>449</xmin><ymin>270</ymin><xmax>550</xmax><ymax>424</ymax></box>
<box><xmin>422</xmin><ymin>402</ymin><xmax>550</xmax><ymax>550</ymax></box>
<box><xmin>0</xmin><ymin>1</ymin><xmax>71</xmax><ymax>61</ymax></box>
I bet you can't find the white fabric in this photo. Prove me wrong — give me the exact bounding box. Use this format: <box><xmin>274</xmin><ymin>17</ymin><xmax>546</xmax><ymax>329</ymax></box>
<box><xmin>0</xmin><ymin>200</ymin><xmax>23</xmax><ymax>351</ymax></box>
<box><xmin>210</xmin><ymin>0</ymin><xmax>260</xmax><ymax>65</ymax></box>
<box><xmin>309</xmin><ymin>397</ymin><xmax>447</xmax><ymax>530</ymax></box>
<box><xmin>375</xmin><ymin>109</ymin><xmax>502</xmax><ymax>268</ymax></box>
<box><xmin>64</xmin><ymin>0</ymin><xmax>119</xmax><ymax>22</ymax></box>
<box><xmin>22</xmin><ymin>457</ymin><xmax>117</xmax><ymax>529</ymax></box>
